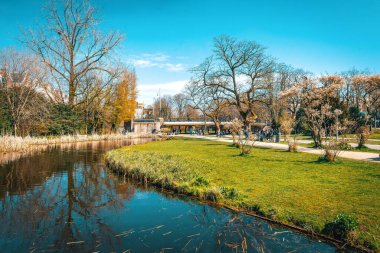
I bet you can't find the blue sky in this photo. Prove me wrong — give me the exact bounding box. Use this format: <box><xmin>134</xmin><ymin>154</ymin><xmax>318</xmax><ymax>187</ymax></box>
<box><xmin>1</xmin><ymin>0</ymin><xmax>379</xmax><ymax>103</ymax></box>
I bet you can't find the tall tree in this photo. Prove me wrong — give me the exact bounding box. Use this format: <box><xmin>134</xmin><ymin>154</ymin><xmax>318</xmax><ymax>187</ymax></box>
<box><xmin>172</xmin><ymin>93</ymin><xmax>187</xmax><ymax>118</ymax></box>
<box><xmin>186</xmin><ymin>78</ymin><xmax>228</xmax><ymax>134</ymax></box>
<box><xmin>153</xmin><ymin>95</ymin><xmax>174</xmax><ymax>119</ymax></box>
<box><xmin>0</xmin><ymin>49</ymin><xmax>47</xmax><ymax>135</ymax></box>
<box><xmin>113</xmin><ymin>69</ymin><xmax>137</xmax><ymax>127</ymax></box>
<box><xmin>191</xmin><ymin>35</ymin><xmax>275</xmax><ymax>129</ymax></box>
<box><xmin>282</xmin><ymin>75</ymin><xmax>344</xmax><ymax>147</ymax></box>
<box><xmin>24</xmin><ymin>0</ymin><xmax>123</xmax><ymax>106</ymax></box>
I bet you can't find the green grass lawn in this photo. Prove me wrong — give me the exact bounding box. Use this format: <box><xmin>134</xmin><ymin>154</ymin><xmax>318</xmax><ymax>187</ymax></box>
<box><xmin>106</xmin><ymin>138</ymin><xmax>380</xmax><ymax>250</ymax></box>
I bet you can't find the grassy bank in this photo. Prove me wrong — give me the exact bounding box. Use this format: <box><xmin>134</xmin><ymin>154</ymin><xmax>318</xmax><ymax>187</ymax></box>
<box><xmin>0</xmin><ymin>133</ymin><xmax>151</xmax><ymax>153</ymax></box>
<box><xmin>105</xmin><ymin>138</ymin><xmax>380</xmax><ymax>251</ymax></box>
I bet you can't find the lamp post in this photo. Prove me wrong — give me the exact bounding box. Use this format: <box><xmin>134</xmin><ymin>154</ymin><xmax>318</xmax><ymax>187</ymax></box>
<box><xmin>334</xmin><ymin>109</ymin><xmax>342</xmax><ymax>140</ymax></box>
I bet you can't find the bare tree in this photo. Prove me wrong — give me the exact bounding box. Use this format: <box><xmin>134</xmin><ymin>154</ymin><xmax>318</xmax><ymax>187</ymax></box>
<box><xmin>186</xmin><ymin>77</ymin><xmax>228</xmax><ymax>135</ymax></box>
<box><xmin>0</xmin><ymin>49</ymin><xmax>47</xmax><ymax>135</ymax></box>
<box><xmin>153</xmin><ymin>95</ymin><xmax>174</xmax><ymax>119</ymax></box>
<box><xmin>192</xmin><ymin>36</ymin><xmax>275</xmax><ymax>129</ymax></box>
<box><xmin>172</xmin><ymin>93</ymin><xmax>187</xmax><ymax>118</ymax></box>
<box><xmin>23</xmin><ymin>0</ymin><xmax>123</xmax><ymax>106</ymax></box>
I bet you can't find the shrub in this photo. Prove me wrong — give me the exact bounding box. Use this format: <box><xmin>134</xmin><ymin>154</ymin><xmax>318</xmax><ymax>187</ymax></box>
<box><xmin>356</xmin><ymin>126</ymin><xmax>370</xmax><ymax>149</ymax></box>
<box><xmin>219</xmin><ymin>186</ymin><xmax>240</xmax><ymax>199</ymax></box>
<box><xmin>249</xmin><ymin>204</ymin><xmax>265</xmax><ymax>216</ymax></box>
<box><xmin>338</xmin><ymin>141</ymin><xmax>353</xmax><ymax>150</ymax></box>
<box><xmin>238</xmin><ymin>133</ymin><xmax>256</xmax><ymax>155</ymax></box>
<box><xmin>193</xmin><ymin>177</ymin><xmax>209</xmax><ymax>186</ymax></box>
<box><xmin>48</xmin><ymin>104</ymin><xmax>83</xmax><ymax>135</ymax></box>
<box><xmin>322</xmin><ymin>138</ymin><xmax>341</xmax><ymax>162</ymax></box>
<box><xmin>322</xmin><ymin>214</ymin><xmax>358</xmax><ymax>240</ymax></box>
<box><xmin>203</xmin><ymin>187</ymin><xmax>222</xmax><ymax>202</ymax></box>
<box><xmin>288</xmin><ymin>141</ymin><xmax>298</xmax><ymax>152</ymax></box>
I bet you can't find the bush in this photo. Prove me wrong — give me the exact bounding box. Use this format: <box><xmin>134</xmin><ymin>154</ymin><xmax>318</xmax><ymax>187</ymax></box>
<box><xmin>322</xmin><ymin>214</ymin><xmax>358</xmax><ymax>240</ymax></box>
<box><xmin>322</xmin><ymin>139</ymin><xmax>341</xmax><ymax>162</ymax></box>
<box><xmin>203</xmin><ymin>187</ymin><xmax>222</xmax><ymax>201</ymax></box>
<box><xmin>338</xmin><ymin>141</ymin><xmax>353</xmax><ymax>150</ymax></box>
<box><xmin>356</xmin><ymin>126</ymin><xmax>370</xmax><ymax>149</ymax></box>
<box><xmin>249</xmin><ymin>204</ymin><xmax>265</xmax><ymax>216</ymax></box>
<box><xmin>48</xmin><ymin>104</ymin><xmax>83</xmax><ymax>135</ymax></box>
<box><xmin>219</xmin><ymin>186</ymin><xmax>240</xmax><ymax>199</ymax></box>
<box><xmin>193</xmin><ymin>176</ymin><xmax>209</xmax><ymax>186</ymax></box>
<box><xmin>288</xmin><ymin>141</ymin><xmax>298</xmax><ymax>152</ymax></box>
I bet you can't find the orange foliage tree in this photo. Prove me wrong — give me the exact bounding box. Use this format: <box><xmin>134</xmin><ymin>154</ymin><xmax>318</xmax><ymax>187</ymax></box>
<box><xmin>104</xmin><ymin>69</ymin><xmax>137</xmax><ymax>131</ymax></box>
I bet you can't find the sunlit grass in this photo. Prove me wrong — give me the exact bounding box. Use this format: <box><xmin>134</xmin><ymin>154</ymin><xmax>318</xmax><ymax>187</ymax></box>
<box><xmin>106</xmin><ymin>138</ymin><xmax>380</xmax><ymax>250</ymax></box>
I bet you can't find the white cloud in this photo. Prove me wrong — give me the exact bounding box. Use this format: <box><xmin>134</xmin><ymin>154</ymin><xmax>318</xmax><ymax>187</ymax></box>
<box><xmin>141</xmin><ymin>53</ymin><xmax>169</xmax><ymax>62</ymax></box>
<box><xmin>165</xmin><ymin>63</ymin><xmax>185</xmax><ymax>72</ymax></box>
<box><xmin>138</xmin><ymin>80</ymin><xmax>188</xmax><ymax>104</ymax></box>
<box><xmin>130</xmin><ymin>53</ymin><xmax>186</xmax><ymax>72</ymax></box>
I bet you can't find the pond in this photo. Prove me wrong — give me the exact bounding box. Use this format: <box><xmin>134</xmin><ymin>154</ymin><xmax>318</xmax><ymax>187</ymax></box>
<box><xmin>0</xmin><ymin>139</ymin><xmax>345</xmax><ymax>252</ymax></box>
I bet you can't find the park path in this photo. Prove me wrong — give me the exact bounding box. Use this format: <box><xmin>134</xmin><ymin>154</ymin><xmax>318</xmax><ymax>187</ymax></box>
<box><xmin>291</xmin><ymin>139</ymin><xmax>380</xmax><ymax>150</ymax></box>
<box><xmin>181</xmin><ymin>134</ymin><xmax>380</xmax><ymax>163</ymax></box>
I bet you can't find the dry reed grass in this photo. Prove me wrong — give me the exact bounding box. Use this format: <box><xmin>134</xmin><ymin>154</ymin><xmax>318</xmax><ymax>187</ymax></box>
<box><xmin>0</xmin><ymin>133</ymin><xmax>151</xmax><ymax>153</ymax></box>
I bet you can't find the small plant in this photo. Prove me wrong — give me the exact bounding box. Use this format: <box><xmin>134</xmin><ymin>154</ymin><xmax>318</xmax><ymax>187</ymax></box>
<box><xmin>322</xmin><ymin>214</ymin><xmax>358</xmax><ymax>240</ymax></box>
<box><xmin>279</xmin><ymin>112</ymin><xmax>297</xmax><ymax>152</ymax></box>
<box><xmin>338</xmin><ymin>141</ymin><xmax>353</xmax><ymax>150</ymax></box>
<box><xmin>288</xmin><ymin>141</ymin><xmax>298</xmax><ymax>152</ymax></box>
<box><xmin>249</xmin><ymin>204</ymin><xmax>265</xmax><ymax>216</ymax></box>
<box><xmin>219</xmin><ymin>186</ymin><xmax>240</xmax><ymax>199</ymax></box>
<box><xmin>238</xmin><ymin>133</ymin><xmax>256</xmax><ymax>155</ymax></box>
<box><xmin>321</xmin><ymin>138</ymin><xmax>341</xmax><ymax>162</ymax></box>
<box><xmin>193</xmin><ymin>176</ymin><xmax>209</xmax><ymax>186</ymax></box>
<box><xmin>203</xmin><ymin>186</ymin><xmax>222</xmax><ymax>202</ymax></box>
<box><xmin>356</xmin><ymin>126</ymin><xmax>370</xmax><ymax>149</ymax></box>
<box><xmin>225</xmin><ymin>118</ymin><xmax>243</xmax><ymax>147</ymax></box>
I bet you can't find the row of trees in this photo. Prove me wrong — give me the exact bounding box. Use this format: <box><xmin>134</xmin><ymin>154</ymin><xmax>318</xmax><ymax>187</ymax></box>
<box><xmin>182</xmin><ymin>35</ymin><xmax>379</xmax><ymax>150</ymax></box>
<box><xmin>0</xmin><ymin>0</ymin><xmax>137</xmax><ymax>136</ymax></box>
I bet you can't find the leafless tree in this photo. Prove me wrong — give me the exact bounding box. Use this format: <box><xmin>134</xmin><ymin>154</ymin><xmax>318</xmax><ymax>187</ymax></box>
<box><xmin>186</xmin><ymin>75</ymin><xmax>228</xmax><ymax>134</ymax></box>
<box><xmin>192</xmin><ymin>35</ymin><xmax>275</xmax><ymax>129</ymax></box>
<box><xmin>23</xmin><ymin>0</ymin><xmax>123</xmax><ymax>106</ymax></box>
<box><xmin>153</xmin><ymin>95</ymin><xmax>174</xmax><ymax>119</ymax></box>
<box><xmin>0</xmin><ymin>49</ymin><xmax>48</xmax><ymax>135</ymax></box>
<box><xmin>172</xmin><ymin>93</ymin><xmax>187</xmax><ymax>118</ymax></box>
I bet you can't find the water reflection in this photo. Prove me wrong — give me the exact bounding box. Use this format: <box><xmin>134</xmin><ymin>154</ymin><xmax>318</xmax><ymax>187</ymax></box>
<box><xmin>0</xmin><ymin>140</ymin><xmax>342</xmax><ymax>252</ymax></box>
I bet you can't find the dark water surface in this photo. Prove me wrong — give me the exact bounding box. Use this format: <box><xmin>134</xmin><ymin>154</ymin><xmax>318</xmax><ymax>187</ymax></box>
<box><xmin>0</xmin><ymin>140</ymin><xmax>342</xmax><ymax>252</ymax></box>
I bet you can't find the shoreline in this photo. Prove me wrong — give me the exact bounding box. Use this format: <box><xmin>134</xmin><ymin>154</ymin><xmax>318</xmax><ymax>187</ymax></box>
<box><xmin>0</xmin><ymin>133</ymin><xmax>154</xmax><ymax>153</ymax></box>
<box><xmin>106</xmin><ymin>158</ymin><xmax>371</xmax><ymax>253</ymax></box>
<box><xmin>105</xmin><ymin>141</ymin><xmax>377</xmax><ymax>252</ymax></box>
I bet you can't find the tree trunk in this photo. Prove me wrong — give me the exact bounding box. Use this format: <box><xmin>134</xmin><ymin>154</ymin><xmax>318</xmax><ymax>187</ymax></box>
<box><xmin>68</xmin><ymin>82</ymin><xmax>75</xmax><ymax>106</ymax></box>
<box><xmin>13</xmin><ymin>124</ymin><xmax>17</xmax><ymax>136</ymax></box>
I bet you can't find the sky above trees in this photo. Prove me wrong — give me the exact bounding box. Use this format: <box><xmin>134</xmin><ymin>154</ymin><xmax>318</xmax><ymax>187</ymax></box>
<box><xmin>1</xmin><ymin>0</ymin><xmax>379</xmax><ymax>103</ymax></box>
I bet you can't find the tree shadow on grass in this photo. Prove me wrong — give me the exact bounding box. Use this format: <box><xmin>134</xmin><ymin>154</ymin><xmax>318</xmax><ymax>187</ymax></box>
<box><xmin>203</xmin><ymin>143</ymin><xmax>224</xmax><ymax>146</ymax></box>
<box><xmin>308</xmin><ymin>158</ymin><xmax>343</xmax><ymax>165</ymax></box>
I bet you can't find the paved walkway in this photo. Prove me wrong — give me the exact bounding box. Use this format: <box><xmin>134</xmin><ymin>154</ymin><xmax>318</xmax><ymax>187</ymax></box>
<box><xmin>291</xmin><ymin>139</ymin><xmax>380</xmax><ymax>151</ymax></box>
<box><xmin>181</xmin><ymin>134</ymin><xmax>380</xmax><ymax>163</ymax></box>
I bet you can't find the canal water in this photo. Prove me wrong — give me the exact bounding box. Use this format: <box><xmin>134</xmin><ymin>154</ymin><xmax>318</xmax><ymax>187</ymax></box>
<box><xmin>0</xmin><ymin>140</ymin><xmax>343</xmax><ymax>252</ymax></box>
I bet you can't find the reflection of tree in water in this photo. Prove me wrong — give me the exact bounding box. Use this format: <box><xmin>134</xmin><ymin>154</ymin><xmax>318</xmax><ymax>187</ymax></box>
<box><xmin>0</xmin><ymin>141</ymin><xmax>137</xmax><ymax>252</ymax></box>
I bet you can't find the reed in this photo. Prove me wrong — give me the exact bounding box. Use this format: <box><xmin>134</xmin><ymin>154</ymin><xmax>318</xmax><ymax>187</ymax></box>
<box><xmin>0</xmin><ymin>133</ymin><xmax>151</xmax><ymax>153</ymax></box>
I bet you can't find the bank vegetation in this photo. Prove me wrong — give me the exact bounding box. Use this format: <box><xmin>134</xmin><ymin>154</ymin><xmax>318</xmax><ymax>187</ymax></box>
<box><xmin>105</xmin><ymin>138</ymin><xmax>380</xmax><ymax>252</ymax></box>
